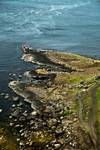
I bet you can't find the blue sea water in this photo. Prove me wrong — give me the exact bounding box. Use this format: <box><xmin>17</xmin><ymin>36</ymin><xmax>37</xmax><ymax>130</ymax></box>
<box><xmin>0</xmin><ymin>0</ymin><xmax>100</xmax><ymax>79</ymax></box>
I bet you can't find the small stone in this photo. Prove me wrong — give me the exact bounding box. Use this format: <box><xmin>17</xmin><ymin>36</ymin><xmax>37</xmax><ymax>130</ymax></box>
<box><xmin>31</xmin><ymin>111</ymin><xmax>37</xmax><ymax>115</ymax></box>
<box><xmin>29</xmin><ymin>141</ymin><xmax>33</xmax><ymax>146</ymax></box>
<box><xmin>17</xmin><ymin>138</ymin><xmax>20</xmax><ymax>142</ymax></box>
<box><xmin>0</xmin><ymin>109</ymin><xmax>3</xmax><ymax>113</ymax></box>
<box><xmin>19</xmin><ymin>129</ymin><xmax>23</xmax><ymax>133</ymax></box>
<box><xmin>15</xmin><ymin>124</ymin><xmax>20</xmax><ymax>128</ymax></box>
<box><xmin>19</xmin><ymin>75</ymin><xmax>22</xmax><ymax>78</ymax></box>
<box><xmin>73</xmin><ymin>118</ymin><xmax>77</xmax><ymax>122</ymax></box>
<box><xmin>19</xmin><ymin>141</ymin><xmax>24</xmax><ymax>146</ymax></box>
<box><xmin>9</xmin><ymin>115</ymin><xmax>12</xmax><ymax>119</ymax></box>
<box><xmin>54</xmin><ymin>143</ymin><xmax>61</xmax><ymax>149</ymax></box>
<box><xmin>21</xmin><ymin>133</ymin><xmax>24</xmax><ymax>137</ymax></box>
<box><xmin>9</xmin><ymin>122</ymin><xmax>14</xmax><ymax>126</ymax></box>
<box><xmin>60</xmin><ymin>116</ymin><xmax>64</xmax><ymax>120</ymax></box>
<box><xmin>17</xmin><ymin>102</ymin><xmax>23</xmax><ymax>107</ymax></box>
<box><xmin>68</xmin><ymin>131</ymin><xmax>71</xmax><ymax>135</ymax></box>
<box><xmin>69</xmin><ymin>142</ymin><xmax>72</xmax><ymax>145</ymax></box>
<box><xmin>14</xmin><ymin>119</ymin><xmax>17</xmax><ymax>122</ymax></box>
<box><xmin>4</xmin><ymin>94</ymin><xmax>9</xmax><ymax>99</ymax></box>
<box><xmin>9</xmin><ymin>73</ymin><xmax>12</xmax><ymax>76</ymax></box>
<box><xmin>82</xmin><ymin>89</ymin><xmax>86</xmax><ymax>92</ymax></box>
<box><xmin>13</xmin><ymin>96</ymin><xmax>19</xmax><ymax>101</ymax></box>
<box><xmin>12</xmin><ymin>104</ymin><xmax>16</xmax><ymax>108</ymax></box>
<box><xmin>0</xmin><ymin>93</ymin><xmax>5</xmax><ymax>96</ymax></box>
<box><xmin>12</xmin><ymin>74</ymin><xmax>16</xmax><ymax>76</ymax></box>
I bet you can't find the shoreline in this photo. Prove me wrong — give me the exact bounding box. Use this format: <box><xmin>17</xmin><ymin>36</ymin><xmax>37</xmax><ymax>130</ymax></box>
<box><xmin>0</xmin><ymin>46</ymin><xmax>100</xmax><ymax>149</ymax></box>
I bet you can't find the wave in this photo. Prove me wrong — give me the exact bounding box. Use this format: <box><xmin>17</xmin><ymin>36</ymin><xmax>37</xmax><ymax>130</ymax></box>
<box><xmin>49</xmin><ymin>1</ymin><xmax>91</xmax><ymax>12</ymax></box>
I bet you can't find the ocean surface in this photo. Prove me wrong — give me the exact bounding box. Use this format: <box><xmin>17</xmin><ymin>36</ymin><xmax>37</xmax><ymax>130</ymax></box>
<box><xmin>0</xmin><ymin>0</ymin><xmax>100</xmax><ymax>91</ymax></box>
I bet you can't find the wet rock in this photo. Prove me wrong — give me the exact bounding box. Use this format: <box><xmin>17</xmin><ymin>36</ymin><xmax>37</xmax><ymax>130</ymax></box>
<box><xmin>4</xmin><ymin>94</ymin><xmax>9</xmax><ymax>99</ymax></box>
<box><xmin>12</xmin><ymin>96</ymin><xmax>19</xmax><ymax>101</ymax></box>
<box><xmin>0</xmin><ymin>93</ymin><xmax>5</xmax><ymax>96</ymax></box>
<box><xmin>0</xmin><ymin>109</ymin><xmax>3</xmax><ymax>113</ymax></box>
<box><xmin>12</xmin><ymin>104</ymin><xmax>16</xmax><ymax>108</ymax></box>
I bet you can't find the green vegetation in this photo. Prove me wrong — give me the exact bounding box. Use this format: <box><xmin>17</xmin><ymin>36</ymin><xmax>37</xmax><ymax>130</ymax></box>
<box><xmin>96</xmin><ymin>87</ymin><xmax>100</xmax><ymax>135</ymax></box>
<box><xmin>63</xmin><ymin>110</ymin><xmax>71</xmax><ymax>116</ymax></box>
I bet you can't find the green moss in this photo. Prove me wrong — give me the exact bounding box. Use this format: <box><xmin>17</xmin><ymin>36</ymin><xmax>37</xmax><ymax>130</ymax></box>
<box><xmin>69</xmin><ymin>77</ymin><xmax>81</xmax><ymax>83</ymax></box>
<box><xmin>63</xmin><ymin>110</ymin><xmax>71</xmax><ymax>116</ymax></box>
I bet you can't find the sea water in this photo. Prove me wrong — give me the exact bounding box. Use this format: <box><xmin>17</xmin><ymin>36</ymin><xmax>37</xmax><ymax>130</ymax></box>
<box><xmin>0</xmin><ymin>0</ymin><xmax>100</xmax><ymax>86</ymax></box>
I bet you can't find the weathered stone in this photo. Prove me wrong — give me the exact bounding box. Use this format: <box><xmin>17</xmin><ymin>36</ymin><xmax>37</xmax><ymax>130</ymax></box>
<box><xmin>0</xmin><ymin>109</ymin><xmax>3</xmax><ymax>113</ymax></box>
<box><xmin>12</xmin><ymin>96</ymin><xmax>19</xmax><ymax>101</ymax></box>
<box><xmin>54</xmin><ymin>143</ymin><xmax>61</xmax><ymax>149</ymax></box>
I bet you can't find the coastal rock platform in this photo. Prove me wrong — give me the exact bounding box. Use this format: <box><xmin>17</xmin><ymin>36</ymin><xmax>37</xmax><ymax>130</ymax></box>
<box><xmin>1</xmin><ymin>46</ymin><xmax>100</xmax><ymax>150</ymax></box>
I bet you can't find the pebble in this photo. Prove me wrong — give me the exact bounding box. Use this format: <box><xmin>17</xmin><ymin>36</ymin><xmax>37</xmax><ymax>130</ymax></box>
<box><xmin>21</xmin><ymin>133</ymin><xmax>24</xmax><ymax>137</ymax></box>
<box><xmin>17</xmin><ymin>102</ymin><xmax>23</xmax><ymax>107</ymax></box>
<box><xmin>9</xmin><ymin>122</ymin><xmax>14</xmax><ymax>126</ymax></box>
<box><xmin>19</xmin><ymin>129</ymin><xmax>23</xmax><ymax>133</ymax></box>
<box><xmin>9</xmin><ymin>115</ymin><xmax>12</xmax><ymax>119</ymax></box>
<box><xmin>15</xmin><ymin>124</ymin><xmax>20</xmax><ymax>128</ymax></box>
<box><xmin>17</xmin><ymin>138</ymin><xmax>20</xmax><ymax>142</ymax></box>
<box><xmin>0</xmin><ymin>109</ymin><xmax>3</xmax><ymax>113</ymax></box>
<box><xmin>19</xmin><ymin>75</ymin><xmax>22</xmax><ymax>78</ymax></box>
<box><xmin>9</xmin><ymin>73</ymin><xmax>12</xmax><ymax>76</ymax></box>
<box><xmin>68</xmin><ymin>131</ymin><xmax>71</xmax><ymax>135</ymax></box>
<box><xmin>19</xmin><ymin>141</ymin><xmax>24</xmax><ymax>146</ymax></box>
<box><xmin>73</xmin><ymin>118</ymin><xmax>77</xmax><ymax>122</ymax></box>
<box><xmin>12</xmin><ymin>104</ymin><xmax>16</xmax><ymax>108</ymax></box>
<box><xmin>12</xmin><ymin>74</ymin><xmax>16</xmax><ymax>77</ymax></box>
<box><xmin>13</xmin><ymin>96</ymin><xmax>19</xmax><ymax>101</ymax></box>
<box><xmin>0</xmin><ymin>93</ymin><xmax>5</xmax><ymax>96</ymax></box>
<box><xmin>54</xmin><ymin>143</ymin><xmax>61</xmax><ymax>149</ymax></box>
<box><xmin>31</xmin><ymin>111</ymin><xmax>37</xmax><ymax>116</ymax></box>
<box><xmin>82</xmin><ymin>89</ymin><xmax>86</xmax><ymax>92</ymax></box>
<box><xmin>4</xmin><ymin>94</ymin><xmax>9</xmax><ymax>99</ymax></box>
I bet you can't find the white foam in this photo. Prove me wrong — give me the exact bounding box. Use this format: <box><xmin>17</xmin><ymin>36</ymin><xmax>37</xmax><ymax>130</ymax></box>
<box><xmin>49</xmin><ymin>1</ymin><xmax>91</xmax><ymax>12</ymax></box>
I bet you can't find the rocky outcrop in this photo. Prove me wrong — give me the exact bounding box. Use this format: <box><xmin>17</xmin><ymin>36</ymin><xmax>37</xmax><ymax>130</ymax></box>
<box><xmin>7</xmin><ymin>45</ymin><xmax>100</xmax><ymax>150</ymax></box>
